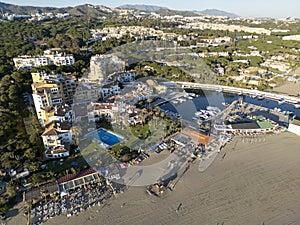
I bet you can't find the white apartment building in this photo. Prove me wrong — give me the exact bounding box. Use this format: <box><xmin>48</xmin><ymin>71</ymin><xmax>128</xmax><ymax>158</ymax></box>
<box><xmin>101</xmin><ymin>85</ymin><xmax>120</xmax><ymax>99</ymax></box>
<box><xmin>13</xmin><ymin>50</ymin><xmax>75</xmax><ymax>69</ymax></box>
<box><xmin>44</xmin><ymin>50</ymin><xmax>75</xmax><ymax>66</ymax></box>
<box><xmin>87</xmin><ymin>102</ymin><xmax>120</xmax><ymax>122</ymax></box>
<box><xmin>13</xmin><ymin>56</ymin><xmax>50</xmax><ymax>69</ymax></box>
<box><xmin>115</xmin><ymin>71</ymin><xmax>137</xmax><ymax>83</ymax></box>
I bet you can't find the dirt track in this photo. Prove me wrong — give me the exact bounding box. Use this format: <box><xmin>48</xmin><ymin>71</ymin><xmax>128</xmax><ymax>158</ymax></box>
<box><xmin>41</xmin><ymin>132</ymin><xmax>300</xmax><ymax>225</ymax></box>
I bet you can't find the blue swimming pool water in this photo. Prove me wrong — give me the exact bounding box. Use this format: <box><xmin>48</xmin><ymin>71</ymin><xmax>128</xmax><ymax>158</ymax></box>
<box><xmin>87</xmin><ymin>129</ymin><xmax>121</xmax><ymax>146</ymax></box>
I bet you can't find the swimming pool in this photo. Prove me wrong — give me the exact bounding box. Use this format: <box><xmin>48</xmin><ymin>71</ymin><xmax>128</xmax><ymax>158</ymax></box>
<box><xmin>87</xmin><ymin>129</ymin><xmax>121</xmax><ymax>146</ymax></box>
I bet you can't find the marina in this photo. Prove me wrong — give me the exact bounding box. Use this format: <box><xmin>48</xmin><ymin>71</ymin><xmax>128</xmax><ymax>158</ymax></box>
<box><xmin>162</xmin><ymin>81</ymin><xmax>300</xmax><ymax>119</ymax></box>
<box><xmin>168</xmin><ymin>82</ymin><xmax>300</xmax><ymax>105</ymax></box>
<box><xmin>294</xmin><ymin>102</ymin><xmax>300</xmax><ymax>109</ymax></box>
<box><xmin>193</xmin><ymin>106</ymin><xmax>221</xmax><ymax>121</ymax></box>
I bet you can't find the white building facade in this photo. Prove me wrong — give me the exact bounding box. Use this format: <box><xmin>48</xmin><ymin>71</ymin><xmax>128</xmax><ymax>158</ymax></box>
<box><xmin>288</xmin><ymin>119</ymin><xmax>300</xmax><ymax>136</ymax></box>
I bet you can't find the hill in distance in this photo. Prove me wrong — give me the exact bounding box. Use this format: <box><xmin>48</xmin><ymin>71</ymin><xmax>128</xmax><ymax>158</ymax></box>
<box><xmin>118</xmin><ymin>4</ymin><xmax>168</xmax><ymax>11</ymax></box>
<box><xmin>0</xmin><ymin>2</ymin><xmax>239</xmax><ymax>18</ymax></box>
<box><xmin>195</xmin><ymin>9</ymin><xmax>239</xmax><ymax>18</ymax></box>
<box><xmin>0</xmin><ymin>2</ymin><xmax>112</xmax><ymax>17</ymax></box>
<box><xmin>118</xmin><ymin>4</ymin><xmax>239</xmax><ymax>18</ymax></box>
<box><xmin>117</xmin><ymin>4</ymin><xmax>198</xmax><ymax>17</ymax></box>
<box><xmin>0</xmin><ymin>1</ymin><xmax>61</xmax><ymax>14</ymax></box>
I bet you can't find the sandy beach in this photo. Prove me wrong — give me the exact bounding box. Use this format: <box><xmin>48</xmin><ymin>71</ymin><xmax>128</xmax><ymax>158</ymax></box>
<box><xmin>29</xmin><ymin>132</ymin><xmax>300</xmax><ymax>225</ymax></box>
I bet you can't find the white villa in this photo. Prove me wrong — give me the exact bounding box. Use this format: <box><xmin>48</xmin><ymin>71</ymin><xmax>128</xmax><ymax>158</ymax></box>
<box><xmin>41</xmin><ymin>122</ymin><xmax>72</xmax><ymax>159</ymax></box>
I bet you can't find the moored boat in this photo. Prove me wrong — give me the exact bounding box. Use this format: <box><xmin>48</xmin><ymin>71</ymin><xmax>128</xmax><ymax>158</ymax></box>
<box><xmin>222</xmin><ymin>102</ymin><xmax>230</xmax><ymax>107</ymax></box>
<box><xmin>294</xmin><ymin>102</ymin><xmax>300</xmax><ymax>109</ymax></box>
<box><xmin>257</xmin><ymin>95</ymin><xmax>265</xmax><ymax>100</ymax></box>
<box><xmin>278</xmin><ymin>98</ymin><xmax>285</xmax><ymax>105</ymax></box>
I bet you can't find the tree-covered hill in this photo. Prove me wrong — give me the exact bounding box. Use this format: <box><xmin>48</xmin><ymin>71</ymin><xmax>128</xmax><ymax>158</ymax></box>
<box><xmin>0</xmin><ymin>2</ymin><xmax>112</xmax><ymax>17</ymax></box>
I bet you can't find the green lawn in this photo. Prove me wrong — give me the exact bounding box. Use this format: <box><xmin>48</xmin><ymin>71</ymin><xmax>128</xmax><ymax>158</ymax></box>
<box><xmin>45</xmin><ymin>155</ymin><xmax>89</xmax><ymax>175</ymax></box>
<box><xmin>257</xmin><ymin>120</ymin><xmax>275</xmax><ymax>129</ymax></box>
<box><xmin>130</xmin><ymin>123</ymin><xmax>150</xmax><ymax>139</ymax></box>
<box><xmin>83</xmin><ymin>116</ymin><xmax>178</xmax><ymax>156</ymax></box>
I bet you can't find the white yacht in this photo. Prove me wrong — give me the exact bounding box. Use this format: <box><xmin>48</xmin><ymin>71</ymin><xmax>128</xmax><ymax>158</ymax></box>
<box><xmin>257</xmin><ymin>95</ymin><xmax>265</xmax><ymax>100</ymax></box>
<box><xmin>294</xmin><ymin>102</ymin><xmax>300</xmax><ymax>109</ymax></box>
<box><xmin>278</xmin><ymin>98</ymin><xmax>285</xmax><ymax>105</ymax></box>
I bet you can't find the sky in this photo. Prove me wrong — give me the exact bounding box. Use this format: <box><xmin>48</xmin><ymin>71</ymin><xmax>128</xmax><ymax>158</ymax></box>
<box><xmin>2</xmin><ymin>0</ymin><xmax>300</xmax><ymax>18</ymax></box>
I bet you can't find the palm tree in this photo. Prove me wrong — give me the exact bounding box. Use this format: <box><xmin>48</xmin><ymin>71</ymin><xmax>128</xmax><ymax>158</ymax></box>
<box><xmin>197</xmin><ymin>119</ymin><xmax>203</xmax><ymax>127</ymax></box>
<box><xmin>138</xmin><ymin>101</ymin><xmax>143</xmax><ymax>107</ymax></box>
<box><xmin>204</xmin><ymin>122</ymin><xmax>211</xmax><ymax>130</ymax></box>
<box><xmin>154</xmin><ymin>106</ymin><xmax>160</xmax><ymax>116</ymax></box>
<box><xmin>147</xmin><ymin>97</ymin><xmax>153</xmax><ymax>109</ymax></box>
<box><xmin>142</xmin><ymin>108</ymin><xmax>148</xmax><ymax>114</ymax></box>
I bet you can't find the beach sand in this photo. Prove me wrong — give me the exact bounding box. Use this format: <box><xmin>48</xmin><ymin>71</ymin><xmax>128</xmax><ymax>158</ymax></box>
<box><xmin>38</xmin><ymin>132</ymin><xmax>300</xmax><ymax>225</ymax></box>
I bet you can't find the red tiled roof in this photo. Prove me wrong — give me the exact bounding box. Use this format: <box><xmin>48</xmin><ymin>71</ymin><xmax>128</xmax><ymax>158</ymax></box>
<box><xmin>42</xmin><ymin>128</ymin><xmax>58</xmax><ymax>136</ymax></box>
<box><xmin>57</xmin><ymin>168</ymin><xmax>97</xmax><ymax>184</ymax></box>
<box><xmin>182</xmin><ymin>127</ymin><xmax>210</xmax><ymax>145</ymax></box>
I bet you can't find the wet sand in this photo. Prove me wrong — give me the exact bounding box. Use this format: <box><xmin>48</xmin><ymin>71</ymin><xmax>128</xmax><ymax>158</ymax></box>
<box><xmin>40</xmin><ymin>132</ymin><xmax>300</xmax><ymax>225</ymax></box>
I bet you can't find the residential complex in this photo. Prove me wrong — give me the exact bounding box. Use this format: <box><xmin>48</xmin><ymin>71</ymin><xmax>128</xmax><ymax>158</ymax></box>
<box><xmin>41</xmin><ymin>122</ymin><xmax>72</xmax><ymax>159</ymax></box>
<box><xmin>13</xmin><ymin>49</ymin><xmax>75</xmax><ymax>70</ymax></box>
<box><xmin>31</xmin><ymin>71</ymin><xmax>76</xmax><ymax>126</ymax></box>
<box><xmin>31</xmin><ymin>71</ymin><xmax>75</xmax><ymax>159</ymax></box>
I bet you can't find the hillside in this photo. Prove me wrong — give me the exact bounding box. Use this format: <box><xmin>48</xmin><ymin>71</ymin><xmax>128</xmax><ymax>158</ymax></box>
<box><xmin>0</xmin><ymin>2</ymin><xmax>238</xmax><ymax>18</ymax></box>
<box><xmin>196</xmin><ymin>9</ymin><xmax>239</xmax><ymax>18</ymax></box>
<box><xmin>0</xmin><ymin>2</ymin><xmax>62</xmax><ymax>14</ymax></box>
<box><xmin>156</xmin><ymin>9</ymin><xmax>198</xmax><ymax>17</ymax></box>
<box><xmin>118</xmin><ymin>4</ymin><xmax>198</xmax><ymax>17</ymax></box>
<box><xmin>0</xmin><ymin>2</ymin><xmax>111</xmax><ymax>17</ymax></box>
<box><xmin>118</xmin><ymin>4</ymin><xmax>168</xmax><ymax>11</ymax></box>
<box><xmin>118</xmin><ymin>4</ymin><xmax>237</xmax><ymax>17</ymax></box>
<box><xmin>65</xmin><ymin>4</ymin><xmax>113</xmax><ymax>17</ymax></box>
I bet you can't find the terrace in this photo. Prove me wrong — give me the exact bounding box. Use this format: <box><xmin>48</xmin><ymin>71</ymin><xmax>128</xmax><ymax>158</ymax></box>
<box><xmin>28</xmin><ymin>178</ymin><xmax>113</xmax><ymax>225</ymax></box>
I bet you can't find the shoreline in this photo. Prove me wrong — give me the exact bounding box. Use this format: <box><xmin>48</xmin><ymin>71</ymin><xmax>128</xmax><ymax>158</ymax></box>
<box><xmin>36</xmin><ymin>131</ymin><xmax>300</xmax><ymax>225</ymax></box>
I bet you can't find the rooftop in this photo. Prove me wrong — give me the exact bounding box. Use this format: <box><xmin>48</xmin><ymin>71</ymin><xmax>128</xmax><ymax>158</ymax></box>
<box><xmin>42</xmin><ymin>127</ymin><xmax>58</xmax><ymax>136</ymax></box>
<box><xmin>182</xmin><ymin>127</ymin><xmax>210</xmax><ymax>145</ymax></box>
<box><xmin>57</xmin><ymin>168</ymin><xmax>97</xmax><ymax>185</ymax></box>
<box><xmin>257</xmin><ymin>120</ymin><xmax>275</xmax><ymax>129</ymax></box>
<box><xmin>231</xmin><ymin>122</ymin><xmax>260</xmax><ymax>130</ymax></box>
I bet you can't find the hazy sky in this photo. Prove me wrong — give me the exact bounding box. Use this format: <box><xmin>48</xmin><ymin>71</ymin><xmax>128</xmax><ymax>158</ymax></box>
<box><xmin>2</xmin><ymin>0</ymin><xmax>300</xmax><ymax>18</ymax></box>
